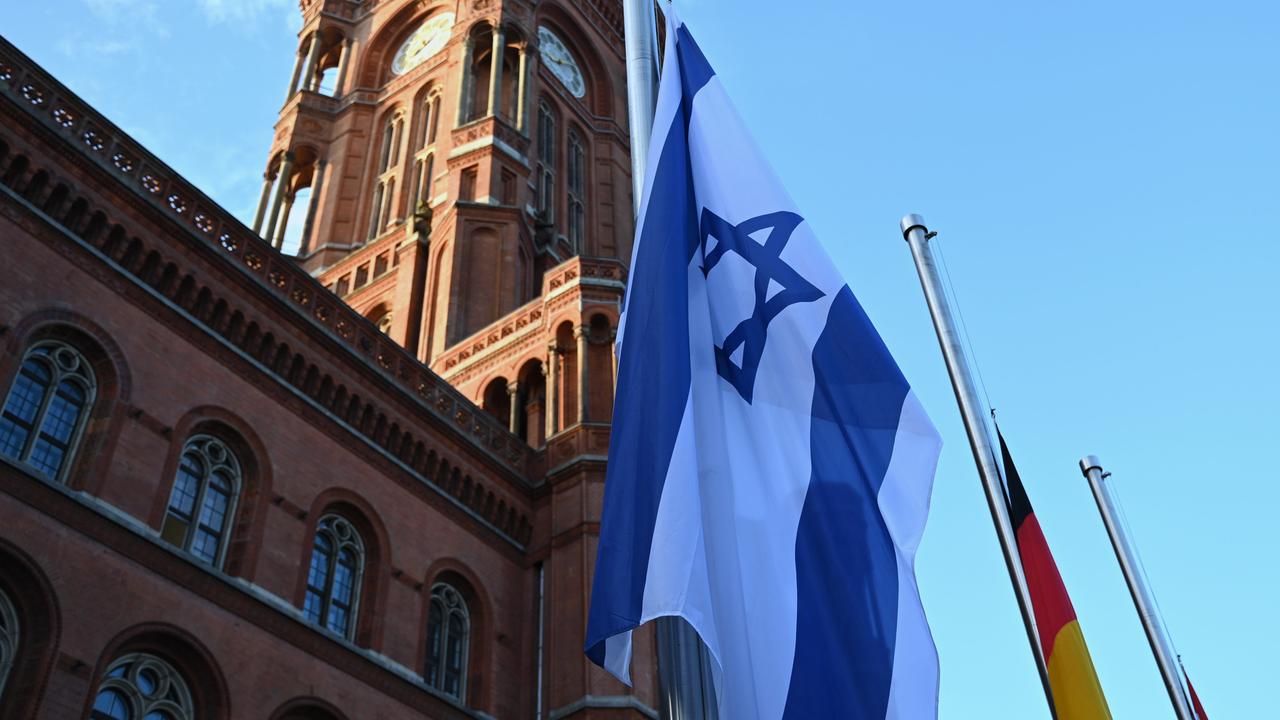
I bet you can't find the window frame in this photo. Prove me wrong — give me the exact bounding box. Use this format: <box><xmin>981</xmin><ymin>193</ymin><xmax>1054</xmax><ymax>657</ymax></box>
<box><xmin>424</xmin><ymin>582</ymin><xmax>471</xmax><ymax>701</ymax></box>
<box><xmin>0</xmin><ymin>339</ymin><xmax>96</xmax><ymax>483</ymax></box>
<box><xmin>567</xmin><ymin>127</ymin><xmax>587</xmax><ymax>253</ymax></box>
<box><xmin>160</xmin><ymin>434</ymin><xmax>243</xmax><ymax>569</ymax></box>
<box><xmin>302</xmin><ymin>514</ymin><xmax>365</xmax><ymax>640</ymax></box>
<box><xmin>90</xmin><ymin>652</ymin><xmax>195</xmax><ymax>720</ymax></box>
<box><xmin>0</xmin><ymin>587</ymin><xmax>17</xmax><ymax>702</ymax></box>
<box><xmin>536</xmin><ymin>101</ymin><xmax>557</xmax><ymax>223</ymax></box>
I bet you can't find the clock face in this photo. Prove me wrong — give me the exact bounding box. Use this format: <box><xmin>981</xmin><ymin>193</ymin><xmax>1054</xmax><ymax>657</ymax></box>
<box><xmin>391</xmin><ymin>13</ymin><xmax>455</xmax><ymax>76</ymax></box>
<box><xmin>538</xmin><ymin>26</ymin><xmax>586</xmax><ymax>98</ymax></box>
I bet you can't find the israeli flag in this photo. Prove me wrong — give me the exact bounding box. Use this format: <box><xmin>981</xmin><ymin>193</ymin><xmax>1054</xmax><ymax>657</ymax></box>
<box><xmin>586</xmin><ymin>8</ymin><xmax>943</xmax><ymax>720</ymax></box>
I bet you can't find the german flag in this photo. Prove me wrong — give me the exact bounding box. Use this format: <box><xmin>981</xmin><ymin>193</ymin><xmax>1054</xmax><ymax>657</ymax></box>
<box><xmin>999</xmin><ymin>430</ymin><xmax>1112</xmax><ymax>720</ymax></box>
<box><xmin>1182</xmin><ymin>664</ymin><xmax>1209</xmax><ymax>719</ymax></box>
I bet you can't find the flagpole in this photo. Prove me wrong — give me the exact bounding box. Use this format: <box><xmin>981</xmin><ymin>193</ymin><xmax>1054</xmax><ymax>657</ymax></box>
<box><xmin>900</xmin><ymin>215</ymin><xmax>1057</xmax><ymax>716</ymax></box>
<box><xmin>624</xmin><ymin>2</ymin><xmax>717</xmax><ymax>717</ymax></box>
<box><xmin>1079</xmin><ymin>456</ymin><xmax>1197</xmax><ymax>720</ymax></box>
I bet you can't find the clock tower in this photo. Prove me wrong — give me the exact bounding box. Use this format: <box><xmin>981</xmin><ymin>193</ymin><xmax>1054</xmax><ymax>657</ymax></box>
<box><xmin>251</xmin><ymin>0</ymin><xmax>654</xmax><ymax>716</ymax></box>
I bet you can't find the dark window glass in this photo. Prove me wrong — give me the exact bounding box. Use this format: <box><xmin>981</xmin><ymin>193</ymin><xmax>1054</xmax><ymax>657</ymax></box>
<box><xmin>91</xmin><ymin>653</ymin><xmax>192</xmax><ymax>720</ymax></box>
<box><xmin>536</xmin><ymin>103</ymin><xmax>556</xmax><ymax>222</ymax></box>
<box><xmin>567</xmin><ymin>130</ymin><xmax>587</xmax><ymax>253</ymax></box>
<box><xmin>90</xmin><ymin>689</ymin><xmax>130</xmax><ymax>720</ymax></box>
<box><xmin>302</xmin><ymin>515</ymin><xmax>364</xmax><ymax>639</ymax></box>
<box><xmin>424</xmin><ymin>583</ymin><xmax>470</xmax><ymax>700</ymax></box>
<box><xmin>161</xmin><ymin>436</ymin><xmax>240</xmax><ymax>566</ymax></box>
<box><xmin>0</xmin><ymin>342</ymin><xmax>95</xmax><ymax>481</ymax></box>
<box><xmin>428</xmin><ymin>96</ymin><xmax>441</xmax><ymax>144</ymax></box>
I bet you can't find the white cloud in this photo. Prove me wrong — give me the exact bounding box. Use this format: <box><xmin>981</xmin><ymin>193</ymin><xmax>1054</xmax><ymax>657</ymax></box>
<box><xmin>197</xmin><ymin>0</ymin><xmax>291</xmax><ymax>25</ymax></box>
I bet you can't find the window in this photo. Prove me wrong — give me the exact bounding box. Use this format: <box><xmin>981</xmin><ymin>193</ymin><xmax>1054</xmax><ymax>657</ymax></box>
<box><xmin>428</xmin><ymin>95</ymin><xmax>441</xmax><ymax>145</ymax></box>
<box><xmin>378</xmin><ymin>118</ymin><xmax>395</xmax><ymax>173</ymax></box>
<box><xmin>425</xmin><ymin>583</ymin><xmax>470</xmax><ymax>700</ymax></box>
<box><xmin>303</xmin><ymin>515</ymin><xmax>364</xmax><ymax>639</ymax></box>
<box><xmin>422</xmin><ymin>155</ymin><xmax>435</xmax><ymax>204</ymax></box>
<box><xmin>419</xmin><ymin>93</ymin><xmax>442</xmax><ymax>151</ymax></box>
<box><xmin>160</xmin><ymin>435</ymin><xmax>241</xmax><ymax>566</ymax></box>
<box><xmin>367</xmin><ymin>182</ymin><xmax>385</xmax><ymax>239</ymax></box>
<box><xmin>536</xmin><ymin>102</ymin><xmax>556</xmax><ymax>221</ymax></box>
<box><xmin>567</xmin><ymin>129</ymin><xmax>587</xmax><ymax>253</ymax></box>
<box><xmin>0</xmin><ymin>587</ymin><xmax>16</xmax><ymax>701</ymax></box>
<box><xmin>382</xmin><ymin>178</ymin><xmax>396</xmax><ymax>231</ymax></box>
<box><xmin>409</xmin><ymin>159</ymin><xmax>424</xmax><ymax>214</ymax></box>
<box><xmin>90</xmin><ymin>652</ymin><xmax>194</xmax><ymax>720</ymax></box>
<box><xmin>410</xmin><ymin>154</ymin><xmax>435</xmax><ymax>214</ymax></box>
<box><xmin>459</xmin><ymin>167</ymin><xmax>478</xmax><ymax>202</ymax></box>
<box><xmin>500</xmin><ymin>169</ymin><xmax>517</xmax><ymax>206</ymax></box>
<box><xmin>391</xmin><ymin>118</ymin><xmax>404</xmax><ymax>168</ymax></box>
<box><xmin>0</xmin><ymin>340</ymin><xmax>96</xmax><ymax>481</ymax></box>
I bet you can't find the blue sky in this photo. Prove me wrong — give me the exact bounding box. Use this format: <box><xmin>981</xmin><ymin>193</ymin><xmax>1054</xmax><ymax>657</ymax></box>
<box><xmin>6</xmin><ymin>1</ymin><xmax>1277</xmax><ymax>716</ymax></box>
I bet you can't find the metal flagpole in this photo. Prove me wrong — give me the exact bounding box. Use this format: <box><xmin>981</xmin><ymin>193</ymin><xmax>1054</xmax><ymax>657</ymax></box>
<box><xmin>900</xmin><ymin>215</ymin><xmax>1058</xmax><ymax>716</ymax></box>
<box><xmin>1079</xmin><ymin>456</ymin><xmax>1197</xmax><ymax>720</ymax></box>
<box><xmin>624</xmin><ymin>2</ymin><xmax>717</xmax><ymax>718</ymax></box>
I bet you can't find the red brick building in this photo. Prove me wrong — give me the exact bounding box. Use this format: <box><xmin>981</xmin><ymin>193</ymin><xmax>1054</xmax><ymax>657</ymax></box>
<box><xmin>0</xmin><ymin>1</ymin><xmax>656</xmax><ymax>718</ymax></box>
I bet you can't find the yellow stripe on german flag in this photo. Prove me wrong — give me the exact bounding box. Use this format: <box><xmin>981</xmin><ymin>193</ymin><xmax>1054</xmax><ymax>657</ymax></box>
<box><xmin>1000</xmin><ymin>430</ymin><xmax>1111</xmax><ymax>720</ymax></box>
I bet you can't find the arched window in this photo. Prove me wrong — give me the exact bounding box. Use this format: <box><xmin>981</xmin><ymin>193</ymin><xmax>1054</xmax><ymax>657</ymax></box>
<box><xmin>567</xmin><ymin>129</ymin><xmax>587</xmax><ymax>253</ymax></box>
<box><xmin>424</xmin><ymin>583</ymin><xmax>470</xmax><ymax>700</ymax></box>
<box><xmin>0</xmin><ymin>587</ymin><xmax>16</xmax><ymax>701</ymax></box>
<box><xmin>427</xmin><ymin>95</ymin><xmax>442</xmax><ymax>145</ymax></box>
<box><xmin>390</xmin><ymin>118</ymin><xmax>404</xmax><ymax>168</ymax></box>
<box><xmin>367</xmin><ymin>182</ymin><xmax>385</xmax><ymax>240</ymax></box>
<box><xmin>0</xmin><ymin>340</ymin><xmax>96</xmax><ymax>481</ymax></box>
<box><xmin>90</xmin><ymin>652</ymin><xmax>194</xmax><ymax>720</ymax></box>
<box><xmin>378</xmin><ymin>117</ymin><xmax>395</xmax><ymax>174</ymax></box>
<box><xmin>160</xmin><ymin>435</ymin><xmax>241</xmax><ymax>567</ymax></box>
<box><xmin>418</xmin><ymin>92</ymin><xmax>442</xmax><ymax>151</ymax></box>
<box><xmin>303</xmin><ymin>515</ymin><xmax>364</xmax><ymax>639</ymax></box>
<box><xmin>382</xmin><ymin>178</ymin><xmax>397</xmax><ymax>231</ymax></box>
<box><xmin>536</xmin><ymin>102</ymin><xmax>556</xmax><ymax>222</ymax></box>
<box><xmin>415</xmin><ymin>154</ymin><xmax>434</xmax><ymax>210</ymax></box>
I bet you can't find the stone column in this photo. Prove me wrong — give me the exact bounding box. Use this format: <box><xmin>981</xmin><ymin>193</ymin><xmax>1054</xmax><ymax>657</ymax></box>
<box><xmin>507</xmin><ymin>381</ymin><xmax>520</xmax><ymax>434</ymax></box>
<box><xmin>575</xmin><ymin>325</ymin><xmax>589</xmax><ymax>424</ymax></box>
<box><xmin>251</xmin><ymin>172</ymin><xmax>273</xmax><ymax>233</ymax></box>
<box><xmin>333</xmin><ymin>39</ymin><xmax>352</xmax><ymax>97</ymax></box>
<box><xmin>545</xmin><ymin>343</ymin><xmax>559</xmax><ymax>439</ymax></box>
<box><xmin>487</xmin><ymin>26</ymin><xmax>505</xmax><ymax>118</ymax></box>
<box><xmin>285</xmin><ymin>36</ymin><xmax>308</xmax><ymax>102</ymax></box>
<box><xmin>515</xmin><ymin>43</ymin><xmax>529</xmax><ymax>132</ymax></box>
<box><xmin>263</xmin><ymin>151</ymin><xmax>294</xmax><ymax>243</ymax></box>
<box><xmin>273</xmin><ymin>194</ymin><xmax>295</xmax><ymax>250</ymax></box>
<box><xmin>301</xmin><ymin>32</ymin><xmax>324</xmax><ymax>93</ymax></box>
<box><xmin>457</xmin><ymin>36</ymin><xmax>474</xmax><ymax>125</ymax></box>
<box><xmin>298</xmin><ymin>159</ymin><xmax>325</xmax><ymax>256</ymax></box>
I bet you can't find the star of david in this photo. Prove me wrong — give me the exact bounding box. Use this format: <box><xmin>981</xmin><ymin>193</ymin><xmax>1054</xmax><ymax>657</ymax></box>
<box><xmin>699</xmin><ymin>208</ymin><xmax>824</xmax><ymax>403</ymax></box>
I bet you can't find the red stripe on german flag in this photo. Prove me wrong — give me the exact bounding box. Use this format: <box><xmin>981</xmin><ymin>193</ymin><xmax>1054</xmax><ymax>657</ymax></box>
<box><xmin>1000</xmin><ymin>430</ymin><xmax>1112</xmax><ymax>720</ymax></box>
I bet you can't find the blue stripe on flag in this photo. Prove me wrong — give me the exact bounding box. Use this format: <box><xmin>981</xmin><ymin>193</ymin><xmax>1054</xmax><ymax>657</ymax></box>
<box><xmin>584</xmin><ymin>55</ymin><xmax>703</xmax><ymax>664</ymax></box>
<box><xmin>675</xmin><ymin>25</ymin><xmax>715</xmax><ymax>119</ymax></box>
<box><xmin>783</xmin><ymin>285</ymin><xmax>909</xmax><ymax>719</ymax></box>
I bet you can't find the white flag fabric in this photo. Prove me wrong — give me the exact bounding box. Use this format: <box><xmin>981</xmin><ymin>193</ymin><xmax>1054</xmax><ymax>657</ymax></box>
<box><xmin>586</xmin><ymin>8</ymin><xmax>943</xmax><ymax>719</ymax></box>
